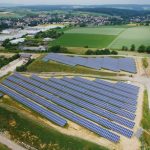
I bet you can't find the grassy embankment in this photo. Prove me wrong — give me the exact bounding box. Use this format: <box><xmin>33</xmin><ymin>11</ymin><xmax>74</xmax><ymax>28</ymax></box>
<box><xmin>27</xmin><ymin>59</ymin><xmax>121</xmax><ymax>76</ymax></box>
<box><xmin>141</xmin><ymin>90</ymin><xmax>150</xmax><ymax>147</ymax></box>
<box><xmin>0</xmin><ymin>101</ymin><xmax>107</xmax><ymax>150</ymax></box>
<box><xmin>142</xmin><ymin>58</ymin><xmax>149</xmax><ymax>69</ymax></box>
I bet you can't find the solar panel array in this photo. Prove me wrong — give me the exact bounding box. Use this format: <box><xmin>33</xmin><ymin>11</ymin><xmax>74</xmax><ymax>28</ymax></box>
<box><xmin>0</xmin><ymin>84</ymin><xmax>67</xmax><ymax>127</ymax></box>
<box><xmin>0</xmin><ymin>73</ymin><xmax>140</xmax><ymax>143</ymax></box>
<box><xmin>43</xmin><ymin>53</ymin><xmax>137</xmax><ymax>73</ymax></box>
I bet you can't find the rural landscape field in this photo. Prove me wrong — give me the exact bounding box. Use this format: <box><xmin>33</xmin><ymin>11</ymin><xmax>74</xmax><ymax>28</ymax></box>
<box><xmin>51</xmin><ymin>26</ymin><xmax>150</xmax><ymax>49</ymax></box>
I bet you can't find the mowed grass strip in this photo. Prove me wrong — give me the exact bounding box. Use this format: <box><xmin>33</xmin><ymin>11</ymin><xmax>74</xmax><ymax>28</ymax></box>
<box><xmin>27</xmin><ymin>60</ymin><xmax>118</xmax><ymax>76</ymax></box>
<box><xmin>141</xmin><ymin>90</ymin><xmax>150</xmax><ymax>147</ymax></box>
<box><xmin>109</xmin><ymin>26</ymin><xmax>150</xmax><ymax>49</ymax></box>
<box><xmin>51</xmin><ymin>33</ymin><xmax>117</xmax><ymax>48</ymax></box>
<box><xmin>65</xmin><ymin>27</ymin><xmax>125</xmax><ymax>35</ymax></box>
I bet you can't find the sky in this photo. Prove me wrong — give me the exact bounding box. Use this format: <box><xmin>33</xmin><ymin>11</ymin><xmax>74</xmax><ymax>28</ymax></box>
<box><xmin>1</xmin><ymin>0</ymin><xmax>150</xmax><ymax>5</ymax></box>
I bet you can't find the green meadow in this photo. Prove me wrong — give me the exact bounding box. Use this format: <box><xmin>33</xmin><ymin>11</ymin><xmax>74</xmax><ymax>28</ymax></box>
<box><xmin>51</xmin><ymin>26</ymin><xmax>150</xmax><ymax>50</ymax></box>
<box><xmin>109</xmin><ymin>26</ymin><xmax>150</xmax><ymax>49</ymax></box>
<box><xmin>65</xmin><ymin>27</ymin><xmax>125</xmax><ymax>35</ymax></box>
<box><xmin>51</xmin><ymin>33</ymin><xmax>117</xmax><ymax>48</ymax></box>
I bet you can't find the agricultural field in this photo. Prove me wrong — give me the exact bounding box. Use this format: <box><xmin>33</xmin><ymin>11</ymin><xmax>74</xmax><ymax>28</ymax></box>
<box><xmin>51</xmin><ymin>26</ymin><xmax>150</xmax><ymax>50</ymax></box>
<box><xmin>65</xmin><ymin>27</ymin><xmax>125</xmax><ymax>35</ymax></box>
<box><xmin>109</xmin><ymin>26</ymin><xmax>150</xmax><ymax>49</ymax></box>
<box><xmin>51</xmin><ymin>33</ymin><xmax>117</xmax><ymax>48</ymax></box>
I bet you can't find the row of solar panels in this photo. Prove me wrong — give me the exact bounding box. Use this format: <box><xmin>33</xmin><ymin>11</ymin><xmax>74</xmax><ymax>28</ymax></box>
<box><xmin>47</xmin><ymin>78</ymin><xmax>136</xmax><ymax>113</ymax></box>
<box><xmin>13</xmin><ymin>73</ymin><xmax>138</xmax><ymax>114</ymax></box>
<box><xmin>75</xmin><ymin>77</ymin><xmax>138</xmax><ymax>98</ymax></box>
<box><xmin>3</xmin><ymin>78</ymin><xmax>133</xmax><ymax>137</ymax></box>
<box><xmin>43</xmin><ymin>53</ymin><xmax>137</xmax><ymax>73</ymax></box>
<box><xmin>0</xmin><ymin>84</ymin><xmax>67</xmax><ymax>127</ymax></box>
<box><xmin>30</xmin><ymin>75</ymin><xmax>135</xmax><ymax>128</ymax></box>
<box><xmin>0</xmin><ymin>73</ymin><xmax>139</xmax><ymax>143</ymax></box>
<box><xmin>11</xmin><ymin>73</ymin><xmax>139</xmax><ymax>120</ymax></box>
<box><xmin>0</xmin><ymin>83</ymin><xmax>120</xmax><ymax>142</ymax></box>
<box><xmin>0</xmin><ymin>74</ymin><xmax>120</xmax><ymax>143</ymax></box>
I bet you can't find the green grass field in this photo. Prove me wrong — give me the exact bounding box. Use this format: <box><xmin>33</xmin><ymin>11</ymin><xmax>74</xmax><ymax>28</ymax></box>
<box><xmin>108</xmin><ymin>26</ymin><xmax>150</xmax><ymax>49</ymax></box>
<box><xmin>65</xmin><ymin>27</ymin><xmax>125</xmax><ymax>35</ymax></box>
<box><xmin>51</xmin><ymin>33</ymin><xmax>117</xmax><ymax>48</ymax></box>
<box><xmin>51</xmin><ymin>26</ymin><xmax>150</xmax><ymax>50</ymax></box>
<box><xmin>141</xmin><ymin>90</ymin><xmax>150</xmax><ymax>147</ymax></box>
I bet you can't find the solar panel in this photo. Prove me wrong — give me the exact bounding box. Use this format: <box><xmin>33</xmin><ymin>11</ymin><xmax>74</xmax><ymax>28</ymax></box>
<box><xmin>62</xmin><ymin>77</ymin><xmax>137</xmax><ymax>106</ymax></box>
<box><xmin>32</xmin><ymin>76</ymin><xmax>135</xmax><ymax>118</ymax></box>
<box><xmin>94</xmin><ymin>79</ymin><xmax>138</xmax><ymax>98</ymax></box>
<box><xmin>115</xmin><ymin>82</ymin><xmax>139</xmax><ymax>92</ymax></box>
<box><xmin>2</xmin><ymin>77</ymin><xmax>120</xmax><ymax>142</ymax></box>
<box><xmin>0</xmin><ymin>83</ymin><xmax>67</xmax><ymax>127</ymax></box>
<box><xmin>4</xmin><ymin>77</ymin><xmax>133</xmax><ymax>138</ymax></box>
<box><xmin>31</xmin><ymin>75</ymin><xmax>135</xmax><ymax>129</ymax></box>
<box><xmin>13</xmin><ymin>73</ymin><xmax>136</xmax><ymax>120</ymax></box>
<box><xmin>74</xmin><ymin>77</ymin><xmax>138</xmax><ymax>100</ymax></box>
<box><xmin>42</xmin><ymin>53</ymin><xmax>137</xmax><ymax>73</ymax></box>
<box><xmin>48</xmin><ymin>78</ymin><xmax>136</xmax><ymax>112</ymax></box>
<box><xmin>2</xmin><ymin>73</ymin><xmax>141</xmax><ymax>142</ymax></box>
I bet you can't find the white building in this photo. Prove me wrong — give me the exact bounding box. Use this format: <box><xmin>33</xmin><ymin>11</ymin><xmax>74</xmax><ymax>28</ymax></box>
<box><xmin>21</xmin><ymin>46</ymin><xmax>46</xmax><ymax>51</ymax></box>
<box><xmin>10</xmin><ymin>38</ymin><xmax>25</xmax><ymax>44</ymax></box>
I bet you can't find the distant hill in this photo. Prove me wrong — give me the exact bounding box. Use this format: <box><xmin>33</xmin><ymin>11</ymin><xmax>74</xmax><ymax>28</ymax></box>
<box><xmin>0</xmin><ymin>3</ymin><xmax>22</xmax><ymax>7</ymax></box>
<box><xmin>0</xmin><ymin>4</ymin><xmax>150</xmax><ymax>11</ymax></box>
<box><xmin>97</xmin><ymin>4</ymin><xmax>150</xmax><ymax>11</ymax></box>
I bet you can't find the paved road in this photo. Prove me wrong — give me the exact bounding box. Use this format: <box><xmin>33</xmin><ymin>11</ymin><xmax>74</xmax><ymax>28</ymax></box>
<box><xmin>0</xmin><ymin>58</ymin><xmax>25</xmax><ymax>78</ymax></box>
<box><xmin>0</xmin><ymin>134</ymin><xmax>26</xmax><ymax>150</ymax></box>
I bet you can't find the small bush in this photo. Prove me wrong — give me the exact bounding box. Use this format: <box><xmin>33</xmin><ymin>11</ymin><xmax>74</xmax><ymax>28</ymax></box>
<box><xmin>16</xmin><ymin>59</ymin><xmax>35</xmax><ymax>72</ymax></box>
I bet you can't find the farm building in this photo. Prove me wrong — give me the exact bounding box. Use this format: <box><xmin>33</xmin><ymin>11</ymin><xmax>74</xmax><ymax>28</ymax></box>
<box><xmin>21</xmin><ymin>46</ymin><xmax>46</xmax><ymax>51</ymax></box>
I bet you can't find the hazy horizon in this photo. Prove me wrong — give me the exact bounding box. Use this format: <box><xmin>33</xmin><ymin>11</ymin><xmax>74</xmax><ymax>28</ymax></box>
<box><xmin>0</xmin><ymin>0</ymin><xmax>150</xmax><ymax>5</ymax></box>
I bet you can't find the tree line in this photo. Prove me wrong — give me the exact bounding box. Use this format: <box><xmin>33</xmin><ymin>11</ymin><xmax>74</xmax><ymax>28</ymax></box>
<box><xmin>122</xmin><ymin>44</ymin><xmax>150</xmax><ymax>53</ymax></box>
<box><xmin>35</xmin><ymin>28</ymin><xmax>64</xmax><ymax>39</ymax></box>
<box><xmin>0</xmin><ymin>54</ymin><xmax>20</xmax><ymax>68</ymax></box>
<box><xmin>16</xmin><ymin>59</ymin><xmax>35</xmax><ymax>72</ymax></box>
<box><xmin>85</xmin><ymin>49</ymin><xmax>118</xmax><ymax>55</ymax></box>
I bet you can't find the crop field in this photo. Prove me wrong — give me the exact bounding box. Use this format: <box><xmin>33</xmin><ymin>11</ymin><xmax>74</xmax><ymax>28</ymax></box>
<box><xmin>109</xmin><ymin>26</ymin><xmax>150</xmax><ymax>49</ymax></box>
<box><xmin>51</xmin><ymin>33</ymin><xmax>117</xmax><ymax>48</ymax></box>
<box><xmin>65</xmin><ymin>27</ymin><xmax>125</xmax><ymax>35</ymax></box>
<box><xmin>52</xmin><ymin>26</ymin><xmax>150</xmax><ymax>49</ymax></box>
